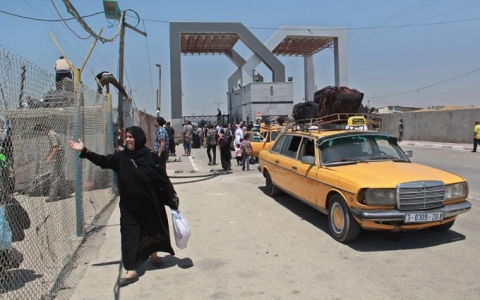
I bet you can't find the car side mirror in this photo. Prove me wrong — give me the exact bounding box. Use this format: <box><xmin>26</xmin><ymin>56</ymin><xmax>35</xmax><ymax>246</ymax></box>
<box><xmin>404</xmin><ymin>150</ymin><xmax>413</xmax><ymax>158</ymax></box>
<box><xmin>301</xmin><ymin>156</ymin><xmax>315</xmax><ymax>165</ymax></box>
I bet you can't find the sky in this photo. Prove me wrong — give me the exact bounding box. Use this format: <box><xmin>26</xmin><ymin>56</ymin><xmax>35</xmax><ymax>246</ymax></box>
<box><xmin>0</xmin><ymin>0</ymin><xmax>479</xmax><ymax>120</ymax></box>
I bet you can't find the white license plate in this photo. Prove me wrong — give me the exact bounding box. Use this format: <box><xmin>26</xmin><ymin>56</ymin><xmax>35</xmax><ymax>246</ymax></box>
<box><xmin>404</xmin><ymin>212</ymin><xmax>444</xmax><ymax>223</ymax></box>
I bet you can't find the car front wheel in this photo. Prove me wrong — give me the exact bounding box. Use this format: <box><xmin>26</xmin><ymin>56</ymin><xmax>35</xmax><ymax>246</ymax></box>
<box><xmin>265</xmin><ymin>171</ymin><xmax>281</xmax><ymax>196</ymax></box>
<box><xmin>328</xmin><ymin>195</ymin><xmax>361</xmax><ymax>243</ymax></box>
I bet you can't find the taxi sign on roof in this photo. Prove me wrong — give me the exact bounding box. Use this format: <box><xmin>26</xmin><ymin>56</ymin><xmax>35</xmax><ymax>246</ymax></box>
<box><xmin>347</xmin><ymin>116</ymin><xmax>366</xmax><ymax>127</ymax></box>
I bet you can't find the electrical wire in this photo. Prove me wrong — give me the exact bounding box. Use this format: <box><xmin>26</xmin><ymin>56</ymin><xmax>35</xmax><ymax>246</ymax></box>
<box><xmin>22</xmin><ymin>0</ymin><xmax>113</xmax><ymax>77</ymax></box>
<box><xmin>4</xmin><ymin>6</ymin><xmax>478</xmax><ymax>31</ymax></box>
<box><xmin>369</xmin><ymin>68</ymin><xmax>480</xmax><ymax>100</ymax></box>
<box><xmin>131</xmin><ymin>14</ymin><xmax>480</xmax><ymax>31</ymax></box>
<box><xmin>351</xmin><ymin>1</ymin><xmax>480</xmax><ymax>43</ymax></box>
<box><xmin>0</xmin><ymin>8</ymin><xmax>102</xmax><ymax>22</ymax></box>
<box><xmin>21</xmin><ymin>0</ymin><xmax>85</xmax><ymax>65</ymax></box>
<box><xmin>350</xmin><ymin>0</ymin><xmax>433</xmax><ymax>39</ymax></box>
<box><xmin>62</xmin><ymin>0</ymin><xmax>123</xmax><ymax>44</ymax></box>
<box><xmin>50</xmin><ymin>0</ymin><xmax>91</xmax><ymax>40</ymax></box>
<box><xmin>124</xmin><ymin>9</ymin><xmax>140</xmax><ymax>28</ymax></box>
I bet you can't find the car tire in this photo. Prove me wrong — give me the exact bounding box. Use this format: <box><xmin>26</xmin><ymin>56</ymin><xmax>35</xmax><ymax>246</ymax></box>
<box><xmin>265</xmin><ymin>171</ymin><xmax>281</xmax><ymax>196</ymax></box>
<box><xmin>328</xmin><ymin>194</ymin><xmax>361</xmax><ymax>243</ymax></box>
<box><xmin>429</xmin><ymin>219</ymin><xmax>455</xmax><ymax>231</ymax></box>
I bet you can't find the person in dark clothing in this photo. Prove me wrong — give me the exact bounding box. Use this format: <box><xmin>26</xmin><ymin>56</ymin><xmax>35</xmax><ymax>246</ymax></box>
<box><xmin>206</xmin><ymin>124</ymin><xmax>218</xmax><ymax>165</ymax></box>
<box><xmin>154</xmin><ymin>117</ymin><xmax>169</xmax><ymax>167</ymax></box>
<box><xmin>216</xmin><ymin>109</ymin><xmax>222</xmax><ymax>123</ymax></box>
<box><xmin>398</xmin><ymin>119</ymin><xmax>404</xmax><ymax>142</ymax></box>
<box><xmin>67</xmin><ymin>126</ymin><xmax>178</xmax><ymax>287</ymax></box>
<box><xmin>218</xmin><ymin>129</ymin><xmax>232</xmax><ymax>170</ymax></box>
<box><xmin>95</xmin><ymin>71</ymin><xmax>131</xmax><ymax>100</ymax></box>
<box><xmin>165</xmin><ymin>122</ymin><xmax>176</xmax><ymax>156</ymax></box>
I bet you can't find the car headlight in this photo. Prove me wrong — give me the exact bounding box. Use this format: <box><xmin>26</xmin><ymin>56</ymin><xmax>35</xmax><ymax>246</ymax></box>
<box><xmin>445</xmin><ymin>182</ymin><xmax>467</xmax><ymax>200</ymax></box>
<box><xmin>363</xmin><ymin>188</ymin><xmax>396</xmax><ymax>206</ymax></box>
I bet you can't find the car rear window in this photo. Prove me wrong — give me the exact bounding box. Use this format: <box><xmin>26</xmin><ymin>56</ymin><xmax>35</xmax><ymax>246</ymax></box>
<box><xmin>271</xmin><ymin>131</ymin><xmax>279</xmax><ymax>141</ymax></box>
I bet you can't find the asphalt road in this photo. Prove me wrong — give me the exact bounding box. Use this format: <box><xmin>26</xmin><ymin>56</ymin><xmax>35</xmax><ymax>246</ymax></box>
<box><xmin>403</xmin><ymin>145</ymin><xmax>480</xmax><ymax>200</ymax></box>
<box><xmin>74</xmin><ymin>146</ymin><xmax>480</xmax><ymax>300</ymax></box>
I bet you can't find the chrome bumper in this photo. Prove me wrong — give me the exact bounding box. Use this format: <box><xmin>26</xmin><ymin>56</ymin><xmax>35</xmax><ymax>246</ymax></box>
<box><xmin>350</xmin><ymin>201</ymin><xmax>472</xmax><ymax>222</ymax></box>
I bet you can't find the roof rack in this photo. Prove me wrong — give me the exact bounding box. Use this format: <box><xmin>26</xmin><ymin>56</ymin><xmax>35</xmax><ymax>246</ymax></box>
<box><xmin>286</xmin><ymin>113</ymin><xmax>384</xmax><ymax>132</ymax></box>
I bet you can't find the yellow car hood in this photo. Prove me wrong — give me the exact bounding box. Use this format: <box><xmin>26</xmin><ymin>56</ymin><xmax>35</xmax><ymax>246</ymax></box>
<box><xmin>325</xmin><ymin>161</ymin><xmax>466</xmax><ymax>188</ymax></box>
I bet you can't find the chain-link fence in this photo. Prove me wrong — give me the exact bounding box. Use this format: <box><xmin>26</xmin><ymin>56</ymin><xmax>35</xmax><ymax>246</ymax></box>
<box><xmin>0</xmin><ymin>46</ymin><xmax>116</xmax><ymax>298</ymax></box>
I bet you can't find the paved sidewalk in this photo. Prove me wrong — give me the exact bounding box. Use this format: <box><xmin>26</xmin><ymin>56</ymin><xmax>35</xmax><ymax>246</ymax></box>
<box><xmin>68</xmin><ymin>144</ymin><xmax>216</xmax><ymax>300</ymax></box>
<box><xmin>399</xmin><ymin>140</ymin><xmax>472</xmax><ymax>151</ymax></box>
<box><xmin>165</xmin><ymin>144</ymin><xmax>200</xmax><ymax>175</ymax></box>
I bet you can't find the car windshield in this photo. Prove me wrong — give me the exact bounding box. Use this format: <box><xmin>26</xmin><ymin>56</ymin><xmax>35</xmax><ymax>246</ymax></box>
<box><xmin>319</xmin><ymin>135</ymin><xmax>408</xmax><ymax>165</ymax></box>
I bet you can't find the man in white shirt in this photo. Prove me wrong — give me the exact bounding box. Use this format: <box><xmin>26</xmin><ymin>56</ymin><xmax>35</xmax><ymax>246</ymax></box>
<box><xmin>54</xmin><ymin>56</ymin><xmax>72</xmax><ymax>90</ymax></box>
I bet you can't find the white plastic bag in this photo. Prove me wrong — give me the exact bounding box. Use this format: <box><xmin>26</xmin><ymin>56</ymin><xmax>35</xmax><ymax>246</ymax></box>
<box><xmin>171</xmin><ymin>210</ymin><xmax>190</xmax><ymax>249</ymax></box>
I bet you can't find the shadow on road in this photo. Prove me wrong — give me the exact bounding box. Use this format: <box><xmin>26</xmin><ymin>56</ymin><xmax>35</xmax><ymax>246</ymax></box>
<box><xmin>0</xmin><ymin>269</ymin><xmax>42</xmax><ymax>293</ymax></box>
<box><xmin>137</xmin><ymin>255</ymin><xmax>194</xmax><ymax>276</ymax></box>
<box><xmin>259</xmin><ymin>187</ymin><xmax>466</xmax><ymax>251</ymax></box>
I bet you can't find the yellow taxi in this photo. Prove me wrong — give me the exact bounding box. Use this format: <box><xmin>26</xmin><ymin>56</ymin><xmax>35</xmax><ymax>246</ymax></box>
<box><xmin>251</xmin><ymin>125</ymin><xmax>281</xmax><ymax>159</ymax></box>
<box><xmin>258</xmin><ymin>118</ymin><xmax>471</xmax><ymax>243</ymax></box>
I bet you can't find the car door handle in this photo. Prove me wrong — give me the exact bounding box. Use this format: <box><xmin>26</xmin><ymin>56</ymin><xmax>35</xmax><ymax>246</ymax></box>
<box><xmin>274</xmin><ymin>160</ymin><xmax>279</xmax><ymax>164</ymax></box>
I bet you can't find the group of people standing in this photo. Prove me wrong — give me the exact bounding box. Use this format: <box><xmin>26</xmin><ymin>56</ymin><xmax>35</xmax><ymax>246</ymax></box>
<box><xmin>201</xmin><ymin>123</ymin><xmax>253</xmax><ymax>171</ymax></box>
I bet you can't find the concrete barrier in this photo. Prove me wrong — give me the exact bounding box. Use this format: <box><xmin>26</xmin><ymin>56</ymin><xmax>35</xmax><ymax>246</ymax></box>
<box><xmin>380</xmin><ymin>108</ymin><xmax>480</xmax><ymax>143</ymax></box>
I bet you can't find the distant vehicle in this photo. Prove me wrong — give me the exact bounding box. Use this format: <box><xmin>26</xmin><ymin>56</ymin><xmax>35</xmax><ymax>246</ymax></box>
<box><xmin>251</xmin><ymin>125</ymin><xmax>280</xmax><ymax>160</ymax></box>
<box><xmin>247</xmin><ymin>131</ymin><xmax>263</xmax><ymax>142</ymax></box>
<box><xmin>258</xmin><ymin>115</ymin><xmax>471</xmax><ymax>243</ymax></box>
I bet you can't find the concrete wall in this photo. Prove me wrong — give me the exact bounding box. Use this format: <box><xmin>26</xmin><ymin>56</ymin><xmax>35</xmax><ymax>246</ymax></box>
<box><xmin>230</xmin><ymin>82</ymin><xmax>293</xmax><ymax>123</ymax></box>
<box><xmin>380</xmin><ymin>108</ymin><xmax>480</xmax><ymax>143</ymax></box>
<box><xmin>133</xmin><ymin>110</ymin><xmax>156</xmax><ymax>149</ymax></box>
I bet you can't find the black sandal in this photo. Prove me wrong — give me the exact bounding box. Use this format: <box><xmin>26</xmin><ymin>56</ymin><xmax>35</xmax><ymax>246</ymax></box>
<box><xmin>119</xmin><ymin>274</ymin><xmax>139</xmax><ymax>287</ymax></box>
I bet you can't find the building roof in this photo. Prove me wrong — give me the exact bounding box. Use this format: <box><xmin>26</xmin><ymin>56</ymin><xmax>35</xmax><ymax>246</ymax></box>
<box><xmin>180</xmin><ymin>33</ymin><xmax>333</xmax><ymax>57</ymax></box>
<box><xmin>180</xmin><ymin>33</ymin><xmax>239</xmax><ymax>55</ymax></box>
<box><xmin>272</xmin><ymin>36</ymin><xmax>334</xmax><ymax>57</ymax></box>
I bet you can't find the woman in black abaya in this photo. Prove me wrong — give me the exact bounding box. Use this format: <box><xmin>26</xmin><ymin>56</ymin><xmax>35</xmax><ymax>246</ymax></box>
<box><xmin>218</xmin><ymin>129</ymin><xmax>232</xmax><ymax>170</ymax></box>
<box><xmin>67</xmin><ymin>126</ymin><xmax>178</xmax><ymax>287</ymax></box>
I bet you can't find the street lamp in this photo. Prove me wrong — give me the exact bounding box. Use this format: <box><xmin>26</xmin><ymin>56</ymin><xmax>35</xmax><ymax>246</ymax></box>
<box><xmin>155</xmin><ymin>63</ymin><xmax>161</xmax><ymax>113</ymax></box>
<box><xmin>102</xmin><ymin>0</ymin><xmax>121</xmax><ymax>20</ymax></box>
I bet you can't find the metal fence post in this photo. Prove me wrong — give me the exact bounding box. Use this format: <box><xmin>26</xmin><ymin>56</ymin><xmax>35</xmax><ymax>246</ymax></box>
<box><xmin>73</xmin><ymin>68</ymin><xmax>84</xmax><ymax>236</ymax></box>
<box><xmin>106</xmin><ymin>94</ymin><xmax>116</xmax><ymax>192</ymax></box>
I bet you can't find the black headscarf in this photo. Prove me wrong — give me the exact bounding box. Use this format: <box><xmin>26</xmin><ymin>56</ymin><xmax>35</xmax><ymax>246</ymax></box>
<box><xmin>124</xmin><ymin>126</ymin><xmax>151</xmax><ymax>159</ymax></box>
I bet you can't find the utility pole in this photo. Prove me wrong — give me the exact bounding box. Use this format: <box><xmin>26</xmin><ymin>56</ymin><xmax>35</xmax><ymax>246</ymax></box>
<box><xmin>117</xmin><ymin>12</ymin><xmax>147</xmax><ymax>141</ymax></box>
<box><xmin>156</xmin><ymin>63</ymin><xmax>161</xmax><ymax>113</ymax></box>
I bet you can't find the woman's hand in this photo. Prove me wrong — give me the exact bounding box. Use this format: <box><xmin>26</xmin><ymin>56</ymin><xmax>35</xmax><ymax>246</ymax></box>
<box><xmin>67</xmin><ymin>139</ymin><xmax>84</xmax><ymax>152</ymax></box>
